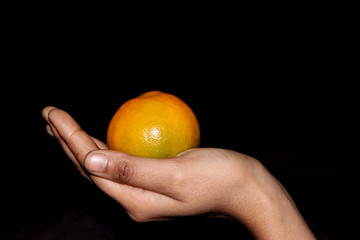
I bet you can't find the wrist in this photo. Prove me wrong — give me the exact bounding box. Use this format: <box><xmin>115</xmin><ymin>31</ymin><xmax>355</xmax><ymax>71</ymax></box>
<box><xmin>229</xmin><ymin>161</ymin><xmax>315</xmax><ymax>239</ymax></box>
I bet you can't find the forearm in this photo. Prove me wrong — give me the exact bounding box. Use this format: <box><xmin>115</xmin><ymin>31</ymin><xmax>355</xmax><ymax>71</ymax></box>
<box><xmin>249</xmin><ymin>188</ymin><xmax>315</xmax><ymax>239</ymax></box>
<box><xmin>230</xmin><ymin>162</ymin><xmax>316</xmax><ymax>239</ymax></box>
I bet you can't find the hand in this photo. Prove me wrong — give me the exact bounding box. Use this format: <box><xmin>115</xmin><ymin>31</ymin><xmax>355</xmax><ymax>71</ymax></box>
<box><xmin>42</xmin><ymin>106</ymin><xmax>315</xmax><ymax>239</ymax></box>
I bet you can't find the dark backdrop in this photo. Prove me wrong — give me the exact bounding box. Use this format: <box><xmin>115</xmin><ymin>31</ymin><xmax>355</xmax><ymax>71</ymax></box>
<box><xmin>2</xmin><ymin>9</ymin><xmax>359</xmax><ymax>239</ymax></box>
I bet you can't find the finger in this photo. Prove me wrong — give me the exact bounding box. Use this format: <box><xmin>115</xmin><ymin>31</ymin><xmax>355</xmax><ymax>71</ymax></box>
<box><xmin>84</xmin><ymin>150</ymin><xmax>183</xmax><ymax>198</ymax></box>
<box><xmin>43</xmin><ymin>108</ymin><xmax>78</xmax><ymax>164</ymax></box>
<box><xmin>43</xmin><ymin>107</ymin><xmax>93</xmax><ymax>179</ymax></box>
<box><xmin>92</xmin><ymin>176</ymin><xmax>181</xmax><ymax>222</ymax></box>
<box><xmin>48</xmin><ymin>122</ymin><xmax>79</xmax><ymax>164</ymax></box>
<box><xmin>43</xmin><ymin>107</ymin><xmax>108</xmax><ymax>178</ymax></box>
<box><xmin>46</xmin><ymin>122</ymin><xmax>77</xmax><ymax>163</ymax></box>
<box><xmin>46</xmin><ymin>124</ymin><xmax>54</xmax><ymax>137</ymax></box>
<box><xmin>46</xmin><ymin>122</ymin><xmax>93</xmax><ymax>180</ymax></box>
<box><xmin>43</xmin><ymin>106</ymin><xmax>100</xmax><ymax>181</ymax></box>
<box><xmin>46</xmin><ymin>107</ymin><xmax>99</xmax><ymax>167</ymax></box>
<box><xmin>45</xmin><ymin>113</ymin><xmax>107</xmax><ymax>150</ymax></box>
<box><xmin>91</xmin><ymin>137</ymin><xmax>108</xmax><ymax>150</ymax></box>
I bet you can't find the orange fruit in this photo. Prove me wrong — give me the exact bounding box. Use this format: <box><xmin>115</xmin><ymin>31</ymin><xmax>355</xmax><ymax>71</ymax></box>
<box><xmin>107</xmin><ymin>91</ymin><xmax>200</xmax><ymax>158</ymax></box>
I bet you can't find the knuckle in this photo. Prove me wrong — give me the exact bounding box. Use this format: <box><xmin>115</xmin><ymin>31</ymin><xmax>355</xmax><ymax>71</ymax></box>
<box><xmin>111</xmin><ymin>159</ymin><xmax>134</xmax><ymax>184</ymax></box>
<box><xmin>128</xmin><ymin>212</ymin><xmax>150</xmax><ymax>223</ymax></box>
<box><xmin>126</xmin><ymin>203</ymin><xmax>154</xmax><ymax>223</ymax></box>
<box><xmin>168</xmin><ymin>160</ymin><xmax>186</xmax><ymax>188</ymax></box>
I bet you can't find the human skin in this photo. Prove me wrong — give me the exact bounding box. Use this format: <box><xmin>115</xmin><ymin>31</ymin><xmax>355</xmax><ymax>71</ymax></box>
<box><xmin>42</xmin><ymin>106</ymin><xmax>315</xmax><ymax>240</ymax></box>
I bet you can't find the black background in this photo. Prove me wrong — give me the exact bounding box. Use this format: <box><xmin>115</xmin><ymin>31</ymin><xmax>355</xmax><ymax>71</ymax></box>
<box><xmin>1</xmin><ymin>6</ymin><xmax>359</xmax><ymax>239</ymax></box>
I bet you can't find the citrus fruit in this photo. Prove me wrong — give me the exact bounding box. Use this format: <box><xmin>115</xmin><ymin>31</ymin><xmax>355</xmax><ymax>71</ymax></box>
<box><xmin>107</xmin><ymin>91</ymin><xmax>200</xmax><ymax>158</ymax></box>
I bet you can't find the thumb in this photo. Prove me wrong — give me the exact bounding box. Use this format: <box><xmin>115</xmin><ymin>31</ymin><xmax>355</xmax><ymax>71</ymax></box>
<box><xmin>84</xmin><ymin>150</ymin><xmax>183</xmax><ymax>195</ymax></box>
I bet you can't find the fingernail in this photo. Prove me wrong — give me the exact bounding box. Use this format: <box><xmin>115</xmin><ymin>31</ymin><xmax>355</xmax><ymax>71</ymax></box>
<box><xmin>46</xmin><ymin>124</ymin><xmax>54</xmax><ymax>137</ymax></box>
<box><xmin>86</xmin><ymin>154</ymin><xmax>108</xmax><ymax>172</ymax></box>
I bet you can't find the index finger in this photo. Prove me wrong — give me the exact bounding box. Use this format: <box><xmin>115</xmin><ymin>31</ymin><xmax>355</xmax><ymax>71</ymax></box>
<box><xmin>44</xmin><ymin>107</ymin><xmax>99</xmax><ymax>167</ymax></box>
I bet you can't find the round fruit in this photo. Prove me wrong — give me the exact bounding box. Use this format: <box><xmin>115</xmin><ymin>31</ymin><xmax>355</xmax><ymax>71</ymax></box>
<box><xmin>107</xmin><ymin>91</ymin><xmax>200</xmax><ymax>158</ymax></box>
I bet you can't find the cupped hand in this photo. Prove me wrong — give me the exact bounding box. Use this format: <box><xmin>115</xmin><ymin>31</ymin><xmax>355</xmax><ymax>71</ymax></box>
<box><xmin>42</xmin><ymin>106</ymin><xmax>260</xmax><ymax>220</ymax></box>
<box><xmin>42</xmin><ymin>106</ymin><xmax>315</xmax><ymax>239</ymax></box>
